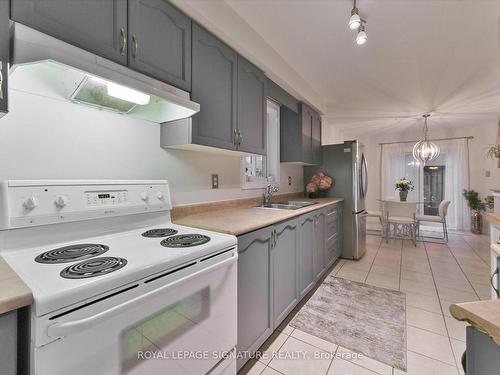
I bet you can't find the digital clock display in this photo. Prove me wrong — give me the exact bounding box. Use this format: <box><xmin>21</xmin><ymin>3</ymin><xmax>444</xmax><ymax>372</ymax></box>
<box><xmin>98</xmin><ymin>194</ymin><xmax>111</xmax><ymax>199</ymax></box>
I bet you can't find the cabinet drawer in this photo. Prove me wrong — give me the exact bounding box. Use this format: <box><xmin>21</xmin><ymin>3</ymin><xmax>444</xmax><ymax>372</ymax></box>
<box><xmin>325</xmin><ymin>234</ymin><xmax>339</xmax><ymax>265</ymax></box>
<box><xmin>325</xmin><ymin>212</ymin><xmax>339</xmax><ymax>237</ymax></box>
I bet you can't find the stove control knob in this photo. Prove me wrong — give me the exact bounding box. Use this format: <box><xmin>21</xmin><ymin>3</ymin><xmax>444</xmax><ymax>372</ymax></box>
<box><xmin>140</xmin><ymin>192</ymin><xmax>149</xmax><ymax>201</ymax></box>
<box><xmin>23</xmin><ymin>196</ymin><xmax>39</xmax><ymax>210</ymax></box>
<box><xmin>54</xmin><ymin>195</ymin><xmax>69</xmax><ymax>208</ymax></box>
<box><xmin>156</xmin><ymin>191</ymin><xmax>164</xmax><ymax>200</ymax></box>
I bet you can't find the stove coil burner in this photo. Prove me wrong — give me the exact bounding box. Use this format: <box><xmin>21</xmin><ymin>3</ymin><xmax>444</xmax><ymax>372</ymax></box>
<box><xmin>160</xmin><ymin>234</ymin><xmax>211</xmax><ymax>248</ymax></box>
<box><xmin>35</xmin><ymin>244</ymin><xmax>109</xmax><ymax>264</ymax></box>
<box><xmin>141</xmin><ymin>228</ymin><xmax>178</xmax><ymax>238</ymax></box>
<box><xmin>60</xmin><ymin>257</ymin><xmax>127</xmax><ymax>279</ymax></box>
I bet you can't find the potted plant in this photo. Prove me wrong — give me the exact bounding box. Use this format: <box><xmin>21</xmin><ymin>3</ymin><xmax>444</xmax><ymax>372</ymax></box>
<box><xmin>462</xmin><ymin>190</ymin><xmax>494</xmax><ymax>234</ymax></box>
<box><xmin>486</xmin><ymin>144</ymin><xmax>500</xmax><ymax>159</ymax></box>
<box><xmin>306</xmin><ymin>172</ymin><xmax>334</xmax><ymax>198</ymax></box>
<box><xmin>395</xmin><ymin>178</ymin><xmax>414</xmax><ymax>201</ymax></box>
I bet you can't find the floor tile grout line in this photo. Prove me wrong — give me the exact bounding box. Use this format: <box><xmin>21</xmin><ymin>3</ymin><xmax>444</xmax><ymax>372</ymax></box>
<box><xmin>363</xmin><ymin>236</ymin><xmax>384</xmax><ymax>283</ymax></box>
<box><xmin>441</xmin><ymin>239</ymin><xmax>482</xmax><ymax>300</ymax></box>
<box><xmin>457</xmin><ymin>234</ymin><xmax>490</xmax><ymax>267</ymax></box>
<box><xmin>422</xmin><ymin>240</ymin><xmax>463</xmax><ymax>374</ymax></box>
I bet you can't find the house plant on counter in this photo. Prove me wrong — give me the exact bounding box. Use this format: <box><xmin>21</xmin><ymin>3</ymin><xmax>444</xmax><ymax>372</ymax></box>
<box><xmin>462</xmin><ymin>189</ymin><xmax>494</xmax><ymax>234</ymax></box>
<box><xmin>395</xmin><ymin>178</ymin><xmax>414</xmax><ymax>201</ymax></box>
<box><xmin>306</xmin><ymin>172</ymin><xmax>334</xmax><ymax>198</ymax></box>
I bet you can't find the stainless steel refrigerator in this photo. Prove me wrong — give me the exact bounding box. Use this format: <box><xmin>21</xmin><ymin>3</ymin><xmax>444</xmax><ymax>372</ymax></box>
<box><xmin>304</xmin><ymin>140</ymin><xmax>368</xmax><ymax>259</ymax></box>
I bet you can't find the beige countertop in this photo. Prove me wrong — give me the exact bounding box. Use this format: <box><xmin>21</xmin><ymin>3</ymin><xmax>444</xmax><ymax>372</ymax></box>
<box><xmin>450</xmin><ymin>300</ymin><xmax>500</xmax><ymax>345</ymax></box>
<box><xmin>0</xmin><ymin>256</ymin><xmax>32</xmax><ymax>315</ymax></box>
<box><xmin>486</xmin><ymin>213</ymin><xmax>500</xmax><ymax>229</ymax></box>
<box><xmin>173</xmin><ymin>197</ymin><xmax>344</xmax><ymax>236</ymax></box>
<box><xmin>491</xmin><ymin>243</ymin><xmax>500</xmax><ymax>257</ymax></box>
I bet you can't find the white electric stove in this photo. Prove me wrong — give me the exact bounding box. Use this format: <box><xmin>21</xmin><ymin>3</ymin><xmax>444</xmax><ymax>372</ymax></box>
<box><xmin>0</xmin><ymin>180</ymin><xmax>238</xmax><ymax>375</ymax></box>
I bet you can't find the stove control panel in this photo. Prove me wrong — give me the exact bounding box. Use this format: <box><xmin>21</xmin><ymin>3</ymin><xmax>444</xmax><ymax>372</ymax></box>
<box><xmin>85</xmin><ymin>191</ymin><xmax>128</xmax><ymax>207</ymax></box>
<box><xmin>0</xmin><ymin>180</ymin><xmax>172</xmax><ymax>229</ymax></box>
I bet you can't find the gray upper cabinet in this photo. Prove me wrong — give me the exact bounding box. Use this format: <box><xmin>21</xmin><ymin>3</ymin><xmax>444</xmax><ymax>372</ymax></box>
<box><xmin>237</xmin><ymin>226</ymin><xmax>273</xmax><ymax>371</ymax></box>
<box><xmin>313</xmin><ymin>210</ymin><xmax>326</xmax><ymax>281</ymax></box>
<box><xmin>272</xmin><ymin>218</ymin><xmax>298</xmax><ymax>327</ymax></box>
<box><xmin>281</xmin><ymin>102</ymin><xmax>322</xmax><ymax>164</ymax></box>
<box><xmin>298</xmin><ymin>212</ymin><xmax>315</xmax><ymax>298</ymax></box>
<box><xmin>0</xmin><ymin>0</ymin><xmax>9</xmax><ymax>116</ymax></box>
<box><xmin>128</xmin><ymin>0</ymin><xmax>191</xmax><ymax>91</ymax></box>
<box><xmin>11</xmin><ymin>0</ymin><xmax>128</xmax><ymax>65</ymax></box>
<box><xmin>312</xmin><ymin>111</ymin><xmax>322</xmax><ymax>164</ymax></box>
<box><xmin>237</xmin><ymin>56</ymin><xmax>266</xmax><ymax>155</ymax></box>
<box><xmin>191</xmin><ymin>23</ymin><xmax>238</xmax><ymax>151</ymax></box>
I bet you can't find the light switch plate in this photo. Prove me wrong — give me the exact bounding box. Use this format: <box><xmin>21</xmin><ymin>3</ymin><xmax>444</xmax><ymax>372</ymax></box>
<box><xmin>486</xmin><ymin>170</ymin><xmax>491</xmax><ymax>177</ymax></box>
<box><xmin>211</xmin><ymin>174</ymin><xmax>219</xmax><ymax>189</ymax></box>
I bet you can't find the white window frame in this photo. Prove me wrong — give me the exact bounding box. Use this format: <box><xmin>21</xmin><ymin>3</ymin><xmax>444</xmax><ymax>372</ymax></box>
<box><xmin>241</xmin><ymin>98</ymin><xmax>281</xmax><ymax>189</ymax></box>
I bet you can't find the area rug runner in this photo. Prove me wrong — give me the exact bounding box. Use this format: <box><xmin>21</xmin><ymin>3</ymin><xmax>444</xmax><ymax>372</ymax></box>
<box><xmin>290</xmin><ymin>276</ymin><xmax>407</xmax><ymax>371</ymax></box>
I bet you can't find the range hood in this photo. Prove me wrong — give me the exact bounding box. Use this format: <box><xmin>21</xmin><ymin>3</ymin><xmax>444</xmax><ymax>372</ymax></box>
<box><xmin>9</xmin><ymin>23</ymin><xmax>200</xmax><ymax>123</ymax></box>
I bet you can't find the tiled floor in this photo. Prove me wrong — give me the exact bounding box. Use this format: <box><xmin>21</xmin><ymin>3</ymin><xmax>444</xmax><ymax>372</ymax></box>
<box><xmin>239</xmin><ymin>232</ymin><xmax>492</xmax><ymax>375</ymax></box>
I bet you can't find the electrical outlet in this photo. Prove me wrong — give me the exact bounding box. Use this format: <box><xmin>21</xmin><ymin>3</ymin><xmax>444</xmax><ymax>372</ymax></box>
<box><xmin>485</xmin><ymin>170</ymin><xmax>491</xmax><ymax>177</ymax></box>
<box><xmin>288</xmin><ymin>176</ymin><xmax>292</xmax><ymax>186</ymax></box>
<box><xmin>211</xmin><ymin>174</ymin><xmax>219</xmax><ymax>189</ymax></box>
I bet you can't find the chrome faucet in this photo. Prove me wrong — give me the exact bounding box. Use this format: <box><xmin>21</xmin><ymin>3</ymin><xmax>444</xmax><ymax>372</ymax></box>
<box><xmin>263</xmin><ymin>184</ymin><xmax>279</xmax><ymax>205</ymax></box>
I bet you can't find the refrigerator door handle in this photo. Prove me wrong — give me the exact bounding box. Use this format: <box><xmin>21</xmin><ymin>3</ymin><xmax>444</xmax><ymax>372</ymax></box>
<box><xmin>360</xmin><ymin>153</ymin><xmax>368</xmax><ymax>199</ymax></box>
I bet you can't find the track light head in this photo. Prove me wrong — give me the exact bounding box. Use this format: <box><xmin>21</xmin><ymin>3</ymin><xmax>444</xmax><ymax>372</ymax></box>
<box><xmin>349</xmin><ymin>8</ymin><xmax>361</xmax><ymax>30</ymax></box>
<box><xmin>356</xmin><ymin>24</ymin><xmax>367</xmax><ymax>45</ymax></box>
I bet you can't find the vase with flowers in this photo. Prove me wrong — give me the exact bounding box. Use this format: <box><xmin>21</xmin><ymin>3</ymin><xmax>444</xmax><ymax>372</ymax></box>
<box><xmin>395</xmin><ymin>178</ymin><xmax>414</xmax><ymax>202</ymax></box>
<box><xmin>306</xmin><ymin>172</ymin><xmax>334</xmax><ymax>198</ymax></box>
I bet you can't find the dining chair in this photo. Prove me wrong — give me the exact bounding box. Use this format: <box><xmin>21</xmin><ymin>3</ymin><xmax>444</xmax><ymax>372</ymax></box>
<box><xmin>366</xmin><ymin>210</ymin><xmax>384</xmax><ymax>237</ymax></box>
<box><xmin>416</xmin><ymin>200</ymin><xmax>451</xmax><ymax>243</ymax></box>
<box><xmin>384</xmin><ymin>201</ymin><xmax>417</xmax><ymax>246</ymax></box>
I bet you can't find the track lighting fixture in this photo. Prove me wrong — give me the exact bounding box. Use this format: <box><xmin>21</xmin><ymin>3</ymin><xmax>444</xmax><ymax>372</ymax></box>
<box><xmin>349</xmin><ymin>0</ymin><xmax>367</xmax><ymax>45</ymax></box>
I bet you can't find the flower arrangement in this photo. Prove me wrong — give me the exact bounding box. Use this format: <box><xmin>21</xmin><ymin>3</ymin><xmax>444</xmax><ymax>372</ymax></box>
<box><xmin>306</xmin><ymin>172</ymin><xmax>334</xmax><ymax>195</ymax></box>
<box><xmin>394</xmin><ymin>178</ymin><xmax>414</xmax><ymax>192</ymax></box>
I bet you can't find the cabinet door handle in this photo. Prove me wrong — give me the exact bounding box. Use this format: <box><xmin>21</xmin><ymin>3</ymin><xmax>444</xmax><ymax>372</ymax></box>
<box><xmin>233</xmin><ymin>129</ymin><xmax>238</xmax><ymax>147</ymax></box>
<box><xmin>119</xmin><ymin>28</ymin><xmax>127</xmax><ymax>56</ymax></box>
<box><xmin>238</xmin><ymin>130</ymin><xmax>243</xmax><ymax>147</ymax></box>
<box><xmin>0</xmin><ymin>61</ymin><xmax>3</xmax><ymax>100</ymax></box>
<box><xmin>491</xmin><ymin>267</ymin><xmax>499</xmax><ymax>297</ymax></box>
<box><xmin>132</xmin><ymin>35</ymin><xmax>138</xmax><ymax>58</ymax></box>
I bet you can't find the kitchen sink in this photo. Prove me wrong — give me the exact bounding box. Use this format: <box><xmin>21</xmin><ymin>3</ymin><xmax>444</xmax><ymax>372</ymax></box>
<box><xmin>259</xmin><ymin>201</ymin><xmax>317</xmax><ymax>210</ymax></box>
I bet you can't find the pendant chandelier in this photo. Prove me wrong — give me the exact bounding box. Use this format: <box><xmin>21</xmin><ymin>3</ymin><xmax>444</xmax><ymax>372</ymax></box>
<box><xmin>412</xmin><ymin>114</ymin><xmax>440</xmax><ymax>164</ymax></box>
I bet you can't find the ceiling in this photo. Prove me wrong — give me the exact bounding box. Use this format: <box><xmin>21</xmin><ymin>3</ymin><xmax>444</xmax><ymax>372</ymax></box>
<box><xmin>225</xmin><ymin>0</ymin><xmax>500</xmax><ymax>137</ymax></box>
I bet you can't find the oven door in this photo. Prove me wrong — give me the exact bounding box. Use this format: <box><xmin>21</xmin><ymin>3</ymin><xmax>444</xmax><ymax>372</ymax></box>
<box><xmin>33</xmin><ymin>252</ymin><xmax>237</xmax><ymax>375</ymax></box>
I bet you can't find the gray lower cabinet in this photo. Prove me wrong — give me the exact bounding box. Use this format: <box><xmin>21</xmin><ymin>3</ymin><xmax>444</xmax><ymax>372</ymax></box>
<box><xmin>128</xmin><ymin>0</ymin><xmax>191</xmax><ymax>91</ymax></box>
<box><xmin>466</xmin><ymin>326</ymin><xmax>500</xmax><ymax>375</ymax></box>
<box><xmin>191</xmin><ymin>23</ymin><xmax>238</xmax><ymax>151</ymax></box>
<box><xmin>11</xmin><ymin>0</ymin><xmax>128</xmax><ymax>65</ymax></box>
<box><xmin>0</xmin><ymin>0</ymin><xmax>8</xmax><ymax>116</ymax></box>
<box><xmin>237</xmin><ymin>205</ymin><xmax>341</xmax><ymax>370</ymax></box>
<box><xmin>313</xmin><ymin>210</ymin><xmax>326</xmax><ymax>281</ymax></box>
<box><xmin>237</xmin><ymin>226</ymin><xmax>273</xmax><ymax>370</ymax></box>
<box><xmin>324</xmin><ymin>204</ymin><xmax>342</xmax><ymax>267</ymax></box>
<box><xmin>298</xmin><ymin>212</ymin><xmax>315</xmax><ymax>298</ymax></box>
<box><xmin>272</xmin><ymin>218</ymin><xmax>299</xmax><ymax>327</ymax></box>
<box><xmin>237</xmin><ymin>56</ymin><xmax>266</xmax><ymax>155</ymax></box>
<box><xmin>0</xmin><ymin>311</ymin><xmax>17</xmax><ymax>375</ymax></box>
<box><xmin>280</xmin><ymin>102</ymin><xmax>322</xmax><ymax>164</ymax></box>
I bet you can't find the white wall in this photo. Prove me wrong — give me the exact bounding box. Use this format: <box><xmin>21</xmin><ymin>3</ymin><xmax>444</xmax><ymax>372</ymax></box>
<box><xmin>0</xmin><ymin>89</ymin><xmax>303</xmax><ymax>206</ymax></box>
<box><xmin>331</xmin><ymin>123</ymin><xmax>500</xmax><ymax>214</ymax></box>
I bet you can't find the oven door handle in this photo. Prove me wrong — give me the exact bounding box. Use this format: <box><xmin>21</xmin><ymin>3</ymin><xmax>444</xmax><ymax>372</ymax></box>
<box><xmin>47</xmin><ymin>254</ymin><xmax>236</xmax><ymax>339</ymax></box>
